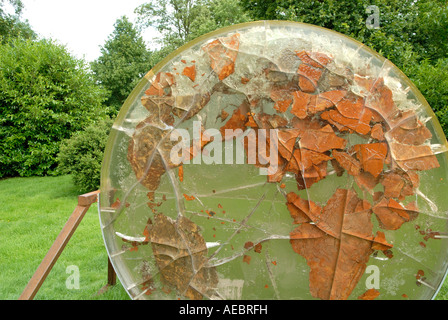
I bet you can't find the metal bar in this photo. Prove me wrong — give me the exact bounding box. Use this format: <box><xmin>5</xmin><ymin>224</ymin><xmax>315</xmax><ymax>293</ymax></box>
<box><xmin>18</xmin><ymin>190</ymin><xmax>100</xmax><ymax>300</ymax></box>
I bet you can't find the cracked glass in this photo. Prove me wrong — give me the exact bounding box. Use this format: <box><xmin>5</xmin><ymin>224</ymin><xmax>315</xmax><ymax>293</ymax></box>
<box><xmin>99</xmin><ymin>21</ymin><xmax>448</xmax><ymax>300</ymax></box>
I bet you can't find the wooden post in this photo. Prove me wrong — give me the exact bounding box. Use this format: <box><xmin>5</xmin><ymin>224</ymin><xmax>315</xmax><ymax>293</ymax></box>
<box><xmin>19</xmin><ymin>190</ymin><xmax>101</xmax><ymax>300</ymax></box>
<box><xmin>107</xmin><ymin>257</ymin><xmax>117</xmax><ymax>286</ymax></box>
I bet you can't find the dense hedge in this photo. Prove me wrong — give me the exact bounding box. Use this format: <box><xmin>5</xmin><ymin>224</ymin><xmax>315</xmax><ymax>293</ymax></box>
<box><xmin>0</xmin><ymin>38</ymin><xmax>108</xmax><ymax>177</ymax></box>
<box><xmin>404</xmin><ymin>58</ymin><xmax>448</xmax><ymax>135</ymax></box>
<box><xmin>57</xmin><ymin>117</ymin><xmax>114</xmax><ymax>193</ymax></box>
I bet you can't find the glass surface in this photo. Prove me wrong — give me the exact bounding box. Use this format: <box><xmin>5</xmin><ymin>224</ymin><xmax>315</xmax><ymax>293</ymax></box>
<box><xmin>99</xmin><ymin>21</ymin><xmax>448</xmax><ymax>300</ymax></box>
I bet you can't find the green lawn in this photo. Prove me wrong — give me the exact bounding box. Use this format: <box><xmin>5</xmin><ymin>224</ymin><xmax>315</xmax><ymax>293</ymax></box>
<box><xmin>0</xmin><ymin>175</ymin><xmax>447</xmax><ymax>300</ymax></box>
<box><xmin>0</xmin><ymin>175</ymin><xmax>129</xmax><ymax>300</ymax></box>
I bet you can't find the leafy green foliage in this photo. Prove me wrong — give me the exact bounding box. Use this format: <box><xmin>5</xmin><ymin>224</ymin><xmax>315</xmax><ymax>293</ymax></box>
<box><xmin>57</xmin><ymin>117</ymin><xmax>114</xmax><ymax>193</ymax></box>
<box><xmin>405</xmin><ymin>59</ymin><xmax>448</xmax><ymax>134</ymax></box>
<box><xmin>91</xmin><ymin>16</ymin><xmax>152</xmax><ymax>112</ymax></box>
<box><xmin>0</xmin><ymin>0</ymin><xmax>35</xmax><ymax>42</ymax></box>
<box><xmin>135</xmin><ymin>0</ymin><xmax>204</xmax><ymax>46</ymax></box>
<box><xmin>189</xmin><ymin>0</ymin><xmax>252</xmax><ymax>40</ymax></box>
<box><xmin>0</xmin><ymin>38</ymin><xmax>107</xmax><ymax>178</ymax></box>
<box><xmin>136</xmin><ymin>0</ymin><xmax>251</xmax><ymax>65</ymax></box>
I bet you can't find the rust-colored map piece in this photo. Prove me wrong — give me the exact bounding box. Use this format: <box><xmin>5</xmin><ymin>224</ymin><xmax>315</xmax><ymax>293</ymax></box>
<box><xmin>219</xmin><ymin>101</ymin><xmax>250</xmax><ymax>139</ymax></box>
<box><xmin>353</xmin><ymin>143</ymin><xmax>388</xmax><ymax>178</ymax></box>
<box><xmin>285</xmin><ymin>149</ymin><xmax>331</xmax><ymax>176</ymax></box>
<box><xmin>381</xmin><ymin>171</ymin><xmax>404</xmax><ymax>199</ymax></box>
<box><xmin>331</xmin><ymin>158</ymin><xmax>345</xmax><ymax>176</ymax></box>
<box><xmin>242</xmin><ymin>121</ymin><xmax>281</xmax><ymax>174</ymax></box>
<box><xmin>299</xmin><ymin>124</ymin><xmax>347</xmax><ymax>153</ymax></box>
<box><xmin>387</xmin><ymin>111</ymin><xmax>432</xmax><ymax>145</ymax></box>
<box><xmin>286</xmin><ymin>192</ymin><xmax>320</xmax><ymax>224</ymax></box>
<box><xmin>389</xmin><ymin>142</ymin><xmax>439</xmax><ymax>171</ymax></box>
<box><xmin>245</xmin><ymin>113</ymin><xmax>257</xmax><ymax>128</ymax></box>
<box><xmin>178</xmin><ymin>165</ymin><xmax>184</xmax><ymax>182</ymax></box>
<box><xmin>358</xmin><ymin>288</ymin><xmax>380</xmax><ymax>300</ymax></box>
<box><xmin>145</xmin><ymin>72</ymin><xmax>176</xmax><ymax>97</ymax></box>
<box><xmin>333</xmin><ymin>150</ymin><xmax>361</xmax><ymax>176</ymax></box>
<box><xmin>336</xmin><ymin>94</ymin><xmax>365</xmax><ymax>119</ymax></box>
<box><xmin>182</xmin><ymin>65</ymin><xmax>196</xmax><ymax>82</ymax></box>
<box><xmin>256</xmin><ymin>112</ymin><xmax>289</xmax><ymax>129</ymax></box>
<box><xmin>291</xmin><ymin>91</ymin><xmax>313</xmax><ymax>119</ymax></box>
<box><xmin>362</xmin><ymin>77</ymin><xmax>399</xmax><ymax>122</ymax></box>
<box><xmin>297</xmin><ymin>65</ymin><xmax>322</xmax><ymax>93</ymax></box>
<box><xmin>275</xmin><ymin>126</ymin><xmax>335</xmax><ymax>178</ymax></box>
<box><xmin>273</xmin><ymin>98</ymin><xmax>292</xmax><ymax>113</ymax></box>
<box><xmin>354</xmin><ymin>171</ymin><xmax>380</xmax><ymax>194</ymax></box>
<box><xmin>311</xmin><ymin>90</ymin><xmax>348</xmax><ymax>114</ymax></box>
<box><xmin>183</xmin><ymin>193</ymin><xmax>195</xmax><ymax>201</ymax></box>
<box><xmin>371</xmin><ymin>231</ymin><xmax>393</xmax><ymax>251</ymax></box>
<box><xmin>128</xmin><ymin>119</ymin><xmax>179</xmax><ymax>191</ymax></box>
<box><xmin>221</xmin><ymin>110</ymin><xmax>229</xmax><ymax>121</ymax></box>
<box><xmin>296</xmin><ymin>50</ymin><xmax>332</xmax><ymax>68</ymax></box>
<box><xmin>321</xmin><ymin>96</ymin><xmax>373</xmax><ymax>135</ymax></box>
<box><xmin>141</xmin><ymin>72</ymin><xmax>177</xmax><ymax>125</ymax></box>
<box><xmin>290</xmin><ymin>90</ymin><xmax>346</xmax><ymax>119</ymax></box>
<box><xmin>147</xmin><ymin>214</ymin><xmax>218</xmax><ymax>300</ymax></box>
<box><xmin>172</xmin><ymin>93</ymin><xmax>211</xmax><ymax>121</ymax></box>
<box><xmin>296</xmin><ymin>51</ymin><xmax>332</xmax><ymax>93</ymax></box>
<box><xmin>297</xmin><ymin>149</ymin><xmax>332</xmax><ymax>171</ymax></box>
<box><xmin>144</xmin><ymin>70</ymin><xmax>211</xmax><ymax>124</ymax></box>
<box><xmin>381</xmin><ymin>169</ymin><xmax>420</xmax><ymax>199</ymax></box>
<box><xmin>288</xmin><ymin>188</ymin><xmax>392</xmax><ymax>300</ymax></box>
<box><xmin>371</xmin><ymin>123</ymin><xmax>385</xmax><ymax>141</ymax></box>
<box><xmin>276</xmin><ymin>129</ymin><xmax>301</xmax><ymax>161</ymax></box>
<box><xmin>141</xmin><ymin>95</ymin><xmax>175</xmax><ymax>126</ymax></box>
<box><xmin>372</xmin><ymin>198</ymin><xmax>419</xmax><ymax>230</ymax></box>
<box><xmin>295</xmin><ymin>161</ymin><xmax>328</xmax><ymax>190</ymax></box>
<box><xmin>203</xmin><ymin>33</ymin><xmax>240</xmax><ymax>80</ymax></box>
<box><xmin>291</xmin><ymin>117</ymin><xmax>323</xmax><ymax>132</ymax></box>
<box><xmin>279</xmin><ymin>135</ymin><xmax>332</xmax><ymax>173</ymax></box>
<box><xmin>270</xmin><ymin>82</ymin><xmax>297</xmax><ymax>113</ymax></box>
<box><xmin>284</xmin><ymin>149</ymin><xmax>331</xmax><ymax>175</ymax></box>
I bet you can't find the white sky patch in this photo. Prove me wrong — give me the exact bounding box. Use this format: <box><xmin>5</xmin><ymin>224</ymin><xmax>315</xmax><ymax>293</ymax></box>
<box><xmin>20</xmin><ymin>0</ymin><xmax>160</xmax><ymax>62</ymax></box>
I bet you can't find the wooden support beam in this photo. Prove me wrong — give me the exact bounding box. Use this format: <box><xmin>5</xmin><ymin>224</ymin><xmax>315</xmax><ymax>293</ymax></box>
<box><xmin>19</xmin><ymin>190</ymin><xmax>100</xmax><ymax>300</ymax></box>
<box><xmin>107</xmin><ymin>257</ymin><xmax>117</xmax><ymax>286</ymax></box>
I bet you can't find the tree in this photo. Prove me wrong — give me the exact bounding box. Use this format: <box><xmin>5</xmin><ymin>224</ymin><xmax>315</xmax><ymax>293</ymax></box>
<box><xmin>135</xmin><ymin>0</ymin><xmax>204</xmax><ymax>49</ymax></box>
<box><xmin>240</xmin><ymin>0</ymin><xmax>447</xmax><ymax>62</ymax></box>
<box><xmin>0</xmin><ymin>0</ymin><xmax>35</xmax><ymax>42</ymax></box>
<box><xmin>0</xmin><ymin>38</ymin><xmax>108</xmax><ymax>177</ymax></box>
<box><xmin>135</xmin><ymin>0</ymin><xmax>251</xmax><ymax>65</ymax></box>
<box><xmin>189</xmin><ymin>0</ymin><xmax>251</xmax><ymax>39</ymax></box>
<box><xmin>0</xmin><ymin>0</ymin><xmax>23</xmax><ymax>18</ymax></box>
<box><xmin>91</xmin><ymin>16</ymin><xmax>152</xmax><ymax>112</ymax></box>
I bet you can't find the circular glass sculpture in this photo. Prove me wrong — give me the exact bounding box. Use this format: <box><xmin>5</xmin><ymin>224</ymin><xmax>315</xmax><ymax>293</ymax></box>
<box><xmin>99</xmin><ymin>21</ymin><xmax>448</xmax><ymax>300</ymax></box>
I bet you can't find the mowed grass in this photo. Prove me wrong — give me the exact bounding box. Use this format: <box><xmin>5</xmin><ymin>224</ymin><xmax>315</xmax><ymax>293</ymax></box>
<box><xmin>0</xmin><ymin>175</ymin><xmax>447</xmax><ymax>300</ymax></box>
<box><xmin>0</xmin><ymin>175</ymin><xmax>130</xmax><ymax>300</ymax></box>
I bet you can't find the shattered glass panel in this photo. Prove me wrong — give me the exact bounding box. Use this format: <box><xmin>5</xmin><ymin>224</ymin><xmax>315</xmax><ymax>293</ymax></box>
<box><xmin>99</xmin><ymin>21</ymin><xmax>448</xmax><ymax>300</ymax></box>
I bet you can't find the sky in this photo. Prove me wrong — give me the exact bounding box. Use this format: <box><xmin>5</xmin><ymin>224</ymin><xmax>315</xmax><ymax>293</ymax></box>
<box><xmin>20</xmin><ymin>0</ymin><xmax>159</xmax><ymax>62</ymax></box>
